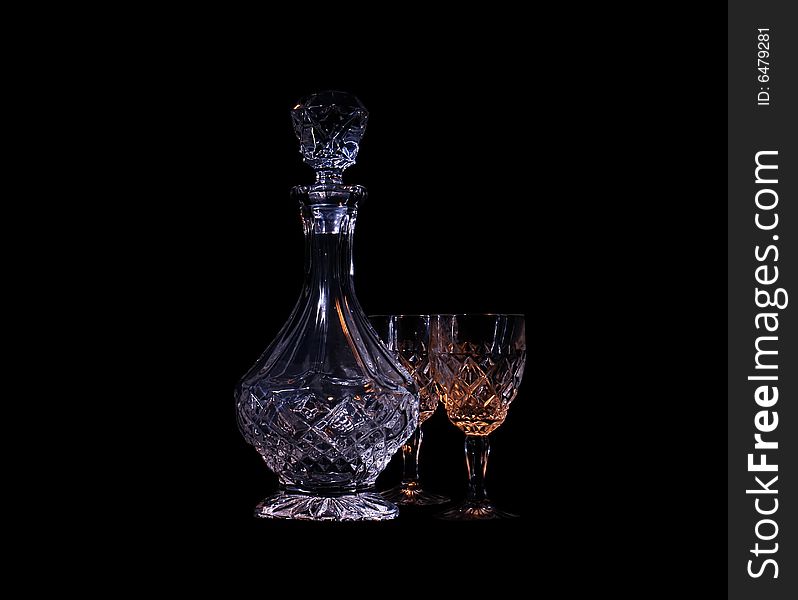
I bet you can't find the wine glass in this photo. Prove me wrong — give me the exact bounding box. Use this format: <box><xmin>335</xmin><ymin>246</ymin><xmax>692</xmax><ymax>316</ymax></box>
<box><xmin>369</xmin><ymin>315</ymin><xmax>450</xmax><ymax>506</ymax></box>
<box><xmin>430</xmin><ymin>314</ymin><xmax>526</xmax><ymax>520</ymax></box>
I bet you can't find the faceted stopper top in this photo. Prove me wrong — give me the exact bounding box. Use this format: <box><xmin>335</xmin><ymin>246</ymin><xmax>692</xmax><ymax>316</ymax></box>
<box><xmin>291</xmin><ymin>91</ymin><xmax>368</xmax><ymax>182</ymax></box>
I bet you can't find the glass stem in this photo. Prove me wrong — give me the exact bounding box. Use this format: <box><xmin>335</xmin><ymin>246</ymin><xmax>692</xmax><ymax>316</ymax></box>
<box><xmin>400</xmin><ymin>427</ymin><xmax>422</xmax><ymax>488</ymax></box>
<box><xmin>465</xmin><ymin>435</ymin><xmax>490</xmax><ymax>502</ymax></box>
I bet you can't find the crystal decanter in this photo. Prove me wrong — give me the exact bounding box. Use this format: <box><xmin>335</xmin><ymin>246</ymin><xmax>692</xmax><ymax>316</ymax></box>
<box><xmin>235</xmin><ymin>91</ymin><xmax>418</xmax><ymax>521</ymax></box>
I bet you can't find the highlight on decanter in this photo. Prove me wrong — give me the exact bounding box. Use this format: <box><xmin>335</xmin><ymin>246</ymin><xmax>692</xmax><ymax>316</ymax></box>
<box><xmin>235</xmin><ymin>91</ymin><xmax>419</xmax><ymax>522</ymax></box>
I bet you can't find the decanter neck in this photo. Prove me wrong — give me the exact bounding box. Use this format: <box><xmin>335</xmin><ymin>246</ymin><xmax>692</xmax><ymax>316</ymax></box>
<box><xmin>300</xmin><ymin>204</ymin><xmax>357</xmax><ymax>291</ymax></box>
<box><xmin>291</xmin><ymin>184</ymin><xmax>366</xmax><ymax>298</ymax></box>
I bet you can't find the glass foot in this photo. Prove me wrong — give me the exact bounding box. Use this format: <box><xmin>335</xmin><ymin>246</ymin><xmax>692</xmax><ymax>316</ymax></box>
<box><xmin>254</xmin><ymin>491</ymin><xmax>399</xmax><ymax>522</ymax></box>
<box><xmin>381</xmin><ymin>482</ymin><xmax>451</xmax><ymax>506</ymax></box>
<box><xmin>435</xmin><ymin>500</ymin><xmax>518</xmax><ymax>521</ymax></box>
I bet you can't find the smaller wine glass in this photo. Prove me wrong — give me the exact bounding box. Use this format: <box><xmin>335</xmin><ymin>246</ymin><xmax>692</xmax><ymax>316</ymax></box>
<box><xmin>430</xmin><ymin>314</ymin><xmax>526</xmax><ymax>520</ymax></box>
<box><xmin>370</xmin><ymin>315</ymin><xmax>450</xmax><ymax>506</ymax></box>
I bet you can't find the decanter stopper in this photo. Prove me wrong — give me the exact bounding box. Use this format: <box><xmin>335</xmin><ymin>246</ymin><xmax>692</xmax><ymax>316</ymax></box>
<box><xmin>291</xmin><ymin>91</ymin><xmax>368</xmax><ymax>184</ymax></box>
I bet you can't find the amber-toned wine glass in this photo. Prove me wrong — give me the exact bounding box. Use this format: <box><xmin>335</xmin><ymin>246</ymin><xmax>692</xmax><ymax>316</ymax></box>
<box><xmin>369</xmin><ymin>315</ymin><xmax>450</xmax><ymax>506</ymax></box>
<box><xmin>430</xmin><ymin>314</ymin><xmax>526</xmax><ymax>520</ymax></box>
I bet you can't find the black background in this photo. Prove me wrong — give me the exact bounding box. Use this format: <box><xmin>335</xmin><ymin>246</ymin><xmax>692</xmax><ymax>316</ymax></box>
<box><xmin>57</xmin><ymin>7</ymin><xmax>729</xmax><ymax>590</ymax></box>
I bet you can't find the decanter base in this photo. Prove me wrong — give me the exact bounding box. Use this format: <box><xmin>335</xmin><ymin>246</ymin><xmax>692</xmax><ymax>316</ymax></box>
<box><xmin>254</xmin><ymin>491</ymin><xmax>399</xmax><ymax>522</ymax></box>
<box><xmin>381</xmin><ymin>482</ymin><xmax>450</xmax><ymax>507</ymax></box>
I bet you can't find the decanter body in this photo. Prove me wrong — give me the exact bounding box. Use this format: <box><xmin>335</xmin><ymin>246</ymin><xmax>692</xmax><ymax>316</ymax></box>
<box><xmin>235</xmin><ymin>92</ymin><xmax>418</xmax><ymax>521</ymax></box>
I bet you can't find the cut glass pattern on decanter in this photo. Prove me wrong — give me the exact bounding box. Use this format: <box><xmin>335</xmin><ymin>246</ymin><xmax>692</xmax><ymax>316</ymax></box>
<box><xmin>235</xmin><ymin>91</ymin><xmax>418</xmax><ymax>521</ymax></box>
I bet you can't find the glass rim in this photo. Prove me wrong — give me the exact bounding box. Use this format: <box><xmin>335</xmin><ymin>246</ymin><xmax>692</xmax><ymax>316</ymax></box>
<box><xmin>368</xmin><ymin>313</ymin><xmax>525</xmax><ymax>318</ymax></box>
